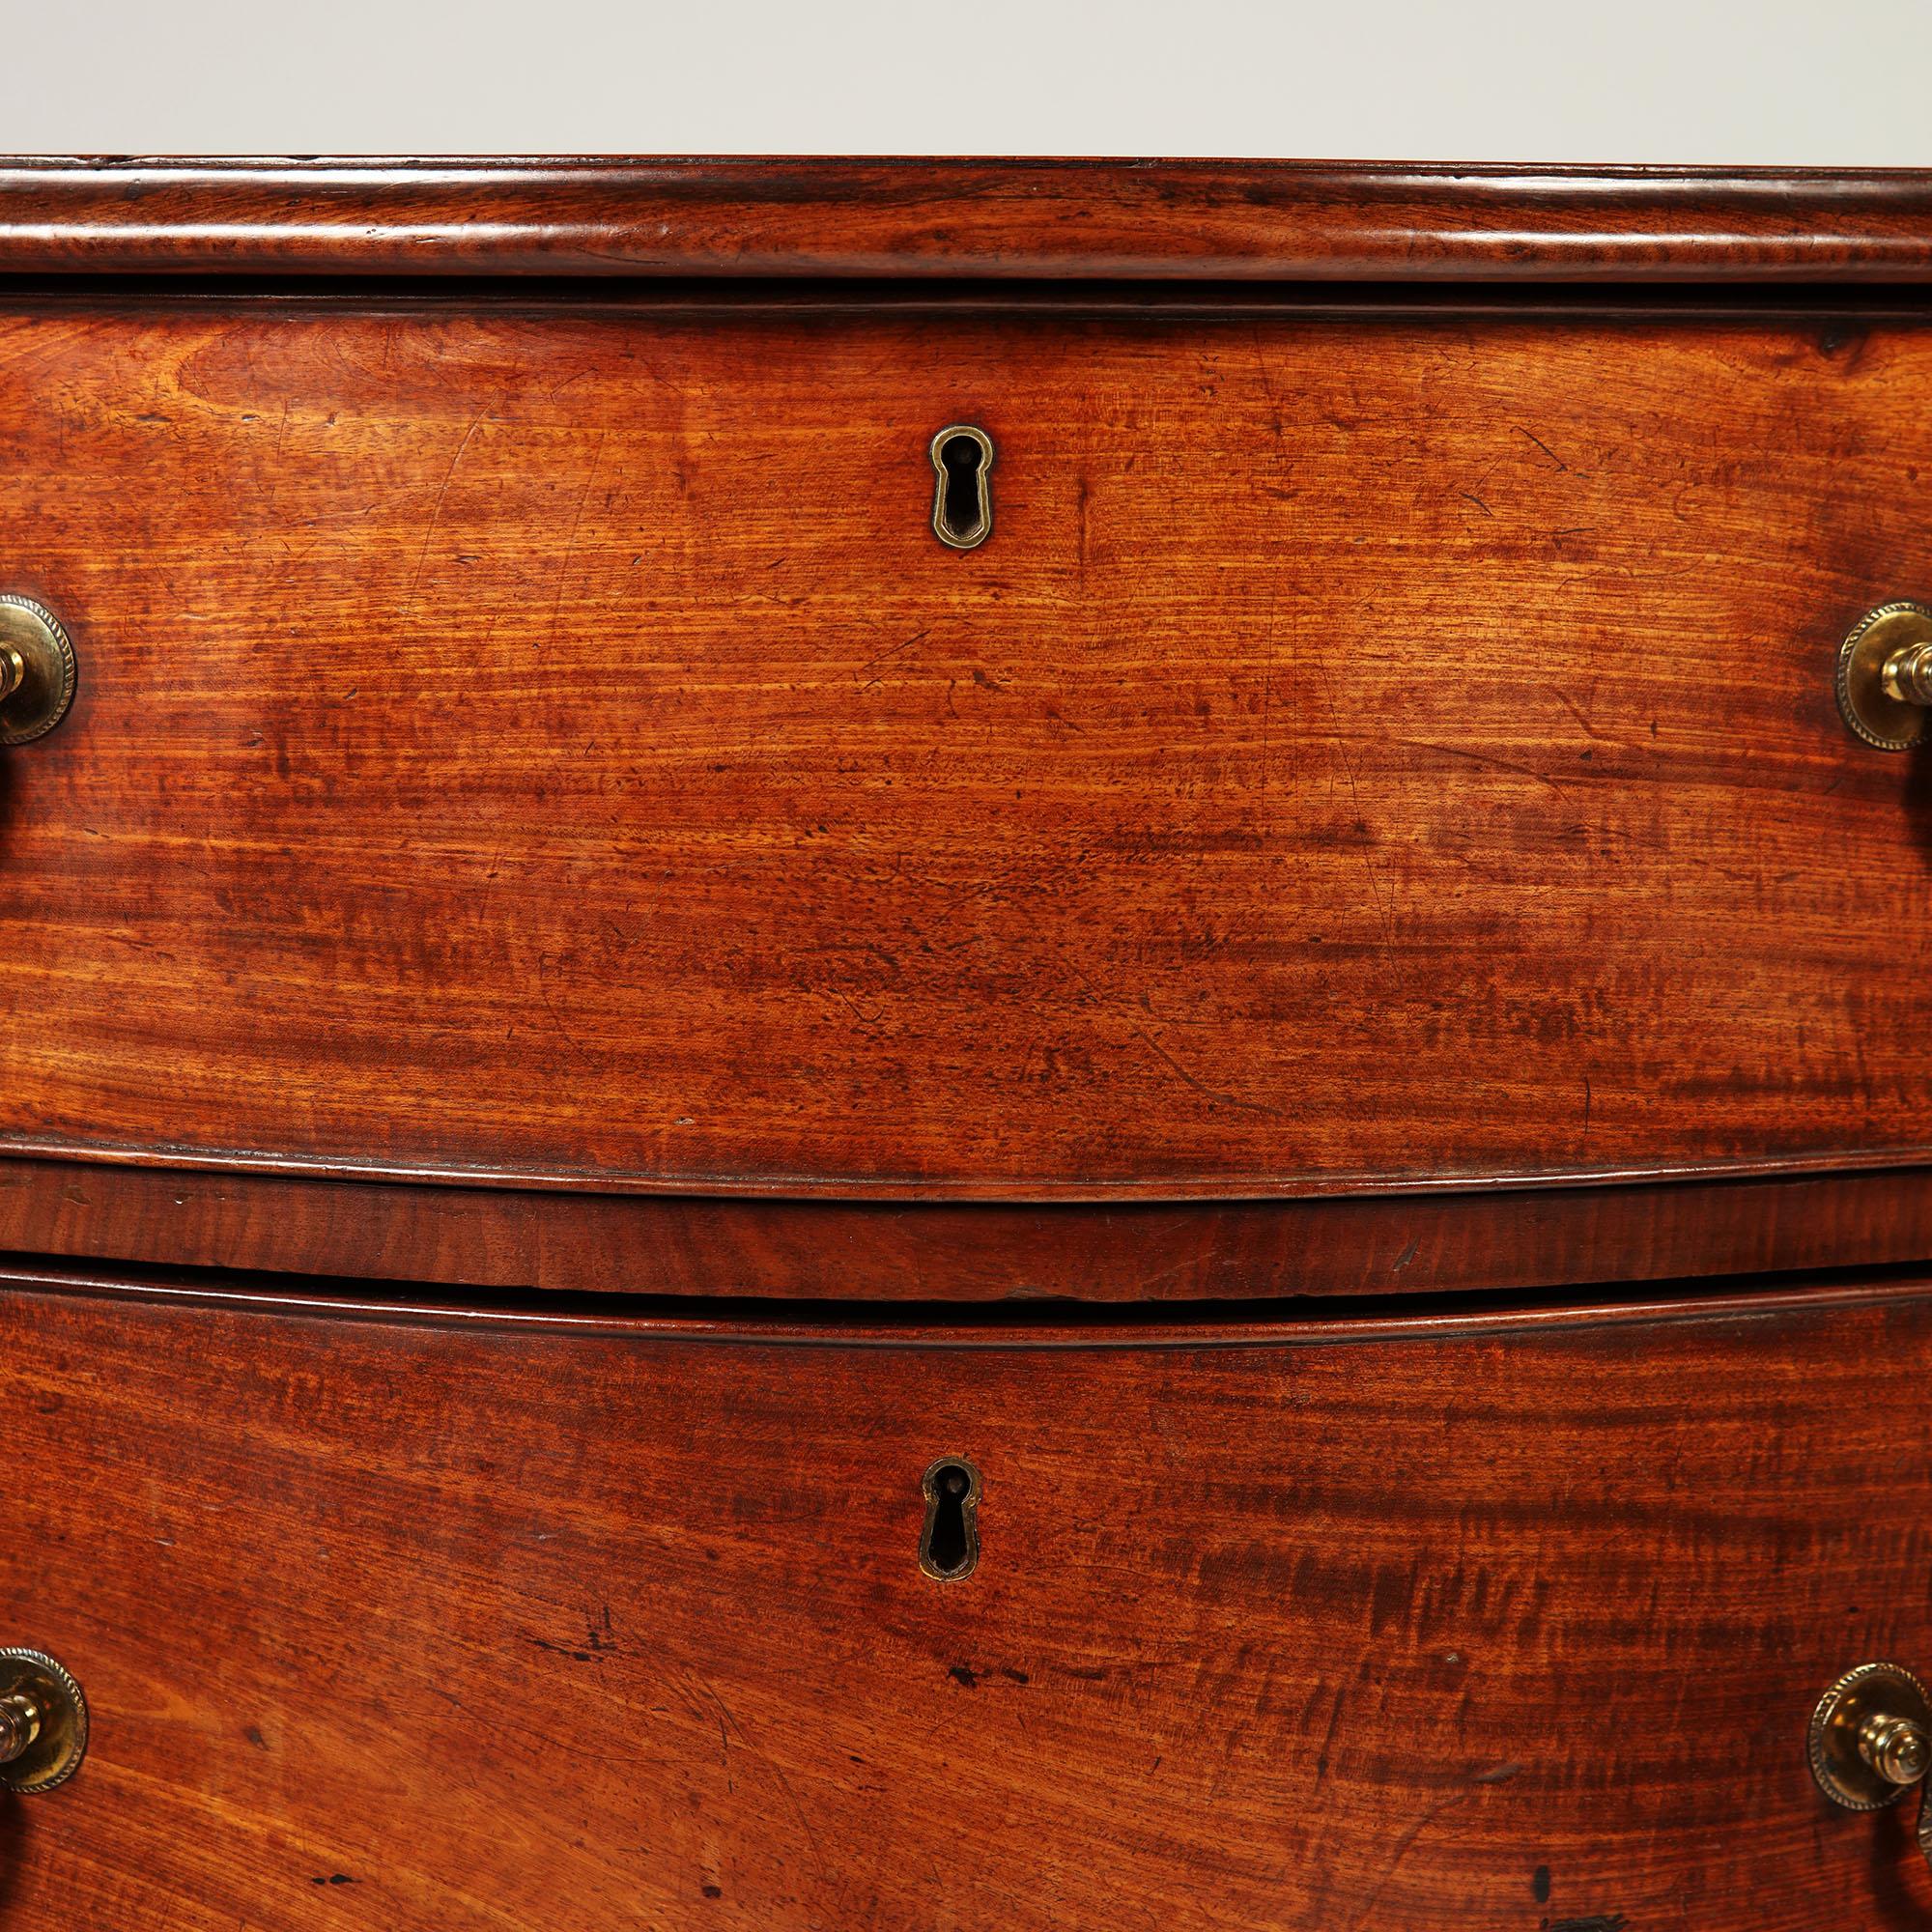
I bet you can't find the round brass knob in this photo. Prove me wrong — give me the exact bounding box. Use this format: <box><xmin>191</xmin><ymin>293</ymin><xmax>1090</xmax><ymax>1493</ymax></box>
<box><xmin>1838</xmin><ymin>601</ymin><xmax>1932</xmax><ymax>751</ymax></box>
<box><xmin>1861</xmin><ymin>1710</ymin><xmax>1930</xmax><ymax>1786</ymax></box>
<box><xmin>0</xmin><ymin>595</ymin><xmax>76</xmax><ymax>748</ymax></box>
<box><xmin>1810</xmin><ymin>1661</ymin><xmax>1932</xmax><ymax>1810</ymax></box>
<box><xmin>0</xmin><ymin>1648</ymin><xmax>88</xmax><ymax>1795</ymax></box>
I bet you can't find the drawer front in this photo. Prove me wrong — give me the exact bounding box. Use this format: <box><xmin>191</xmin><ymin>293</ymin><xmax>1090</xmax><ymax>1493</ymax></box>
<box><xmin>4</xmin><ymin>1273</ymin><xmax>1931</xmax><ymax>1927</ymax></box>
<box><xmin>0</xmin><ymin>301</ymin><xmax>1927</xmax><ymax>1195</ymax></box>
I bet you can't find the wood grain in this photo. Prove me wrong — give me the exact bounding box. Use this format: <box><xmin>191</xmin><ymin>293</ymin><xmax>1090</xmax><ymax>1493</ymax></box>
<box><xmin>1</xmin><ymin>297</ymin><xmax>1930</xmax><ymax>1197</ymax></box>
<box><xmin>8</xmin><ymin>1153</ymin><xmax>1932</xmax><ymax>1300</ymax></box>
<box><xmin>1</xmin><ymin>158</ymin><xmax>1931</xmax><ymax>281</ymax></box>
<box><xmin>3</xmin><ymin>1265</ymin><xmax>1931</xmax><ymax>1928</ymax></box>
<box><xmin>2</xmin><ymin>160</ymin><xmax>1926</xmax><ymax>1932</ymax></box>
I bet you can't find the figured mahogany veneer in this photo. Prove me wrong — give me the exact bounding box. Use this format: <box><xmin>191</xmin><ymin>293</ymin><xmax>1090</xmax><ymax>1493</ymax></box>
<box><xmin>1</xmin><ymin>296</ymin><xmax>1930</xmax><ymax>1203</ymax></box>
<box><xmin>2</xmin><ymin>1265</ymin><xmax>1929</xmax><ymax>1930</ymax></box>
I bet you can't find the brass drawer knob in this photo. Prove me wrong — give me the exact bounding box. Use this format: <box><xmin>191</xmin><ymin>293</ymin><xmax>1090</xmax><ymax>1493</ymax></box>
<box><xmin>0</xmin><ymin>1648</ymin><xmax>88</xmax><ymax>1794</ymax></box>
<box><xmin>1810</xmin><ymin>1662</ymin><xmax>1932</xmax><ymax>1870</ymax></box>
<box><xmin>1838</xmin><ymin>601</ymin><xmax>1932</xmax><ymax>751</ymax></box>
<box><xmin>0</xmin><ymin>596</ymin><xmax>76</xmax><ymax>748</ymax></box>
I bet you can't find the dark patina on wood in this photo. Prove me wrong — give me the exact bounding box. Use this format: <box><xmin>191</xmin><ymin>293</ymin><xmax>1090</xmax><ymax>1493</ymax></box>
<box><xmin>4</xmin><ymin>1154</ymin><xmax>1932</xmax><ymax>1301</ymax></box>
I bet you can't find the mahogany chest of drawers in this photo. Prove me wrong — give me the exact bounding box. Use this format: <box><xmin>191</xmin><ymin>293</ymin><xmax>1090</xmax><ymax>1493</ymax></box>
<box><xmin>2</xmin><ymin>157</ymin><xmax>1932</xmax><ymax>1929</ymax></box>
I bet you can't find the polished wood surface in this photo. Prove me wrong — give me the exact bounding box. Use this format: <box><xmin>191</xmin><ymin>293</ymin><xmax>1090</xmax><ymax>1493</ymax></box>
<box><xmin>2</xmin><ymin>1264</ymin><xmax>1929</xmax><ymax>1929</ymax></box>
<box><xmin>9</xmin><ymin>1152</ymin><xmax>1932</xmax><ymax>1301</ymax></box>
<box><xmin>1</xmin><ymin>297</ymin><xmax>1930</xmax><ymax>1199</ymax></box>
<box><xmin>2</xmin><ymin>158</ymin><xmax>1932</xmax><ymax>281</ymax></box>
<box><xmin>2</xmin><ymin>159</ymin><xmax>1926</xmax><ymax>1931</ymax></box>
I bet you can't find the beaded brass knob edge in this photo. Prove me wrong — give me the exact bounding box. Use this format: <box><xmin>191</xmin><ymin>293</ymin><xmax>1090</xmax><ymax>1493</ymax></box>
<box><xmin>0</xmin><ymin>596</ymin><xmax>76</xmax><ymax>748</ymax></box>
<box><xmin>1809</xmin><ymin>1661</ymin><xmax>1931</xmax><ymax>1812</ymax></box>
<box><xmin>0</xmin><ymin>1648</ymin><xmax>88</xmax><ymax>1795</ymax></box>
<box><xmin>1838</xmin><ymin>601</ymin><xmax>1932</xmax><ymax>752</ymax></box>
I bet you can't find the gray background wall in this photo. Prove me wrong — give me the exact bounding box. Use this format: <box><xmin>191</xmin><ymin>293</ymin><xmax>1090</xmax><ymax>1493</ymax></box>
<box><xmin>3</xmin><ymin>0</ymin><xmax>1927</xmax><ymax>162</ymax></box>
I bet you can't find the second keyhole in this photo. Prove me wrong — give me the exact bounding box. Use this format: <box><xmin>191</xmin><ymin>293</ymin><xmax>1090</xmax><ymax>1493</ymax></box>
<box><xmin>920</xmin><ymin>1456</ymin><xmax>982</xmax><ymax>1579</ymax></box>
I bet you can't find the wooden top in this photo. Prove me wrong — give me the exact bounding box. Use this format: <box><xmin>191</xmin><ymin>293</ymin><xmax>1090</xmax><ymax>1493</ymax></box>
<box><xmin>2</xmin><ymin>157</ymin><xmax>1932</xmax><ymax>282</ymax></box>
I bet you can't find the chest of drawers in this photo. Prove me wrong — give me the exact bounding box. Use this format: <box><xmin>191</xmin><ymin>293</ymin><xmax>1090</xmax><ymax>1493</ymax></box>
<box><xmin>3</xmin><ymin>157</ymin><xmax>1932</xmax><ymax>1929</ymax></box>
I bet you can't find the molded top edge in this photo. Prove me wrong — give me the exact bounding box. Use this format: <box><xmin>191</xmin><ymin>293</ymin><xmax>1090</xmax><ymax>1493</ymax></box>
<box><xmin>0</xmin><ymin>156</ymin><xmax>1926</xmax><ymax>281</ymax></box>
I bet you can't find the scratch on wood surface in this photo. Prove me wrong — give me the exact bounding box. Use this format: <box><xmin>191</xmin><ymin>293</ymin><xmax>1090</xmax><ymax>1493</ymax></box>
<box><xmin>1554</xmin><ymin>688</ymin><xmax>1614</xmax><ymax>743</ymax></box>
<box><xmin>1337</xmin><ymin>740</ymin><xmax>1399</xmax><ymax>963</ymax></box>
<box><xmin>686</xmin><ymin>1673</ymin><xmax>745</xmax><ymax>1771</ymax></box>
<box><xmin>1393</xmin><ymin>738</ymin><xmax>1571</xmax><ymax>797</ymax></box>
<box><xmin>1128</xmin><ymin>1022</ymin><xmax>1286</xmax><ymax>1119</ymax></box>
<box><xmin>408</xmin><ymin>413</ymin><xmax>484</xmax><ymax>602</ymax></box>
<box><xmin>545</xmin><ymin>431</ymin><xmax>608</xmax><ymax>651</ymax></box>
<box><xmin>1343</xmin><ymin>1786</ymin><xmax>1478</xmax><ymax>1931</ymax></box>
<box><xmin>1050</xmin><ymin>944</ymin><xmax>1284</xmax><ymax>1119</ymax></box>
<box><xmin>535</xmin><ymin>952</ymin><xmax>599</xmax><ymax>1070</ymax></box>
<box><xmin>859</xmin><ymin>628</ymin><xmax>929</xmax><ymax>689</ymax></box>
<box><xmin>1516</xmin><ymin>423</ymin><xmax>1575</xmax><ymax>471</ymax></box>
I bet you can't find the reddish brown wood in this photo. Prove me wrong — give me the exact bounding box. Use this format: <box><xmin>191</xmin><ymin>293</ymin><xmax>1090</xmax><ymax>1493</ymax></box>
<box><xmin>2</xmin><ymin>159</ymin><xmax>1932</xmax><ymax>282</ymax></box>
<box><xmin>0</xmin><ymin>297</ymin><xmax>1929</xmax><ymax>1200</ymax></box>
<box><xmin>2</xmin><ymin>1264</ymin><xmax>1930</xmax><ymax>1928</ymax></box>
<box><xmin>3</xmin><ymin>159</ymin><xmax>1929</xmax><ymax>1932</ymax></box>
<box><xmin>6</xmin><ymin>1153</ymin><xmax>1932</xmax><ymax>1300</ymax></box>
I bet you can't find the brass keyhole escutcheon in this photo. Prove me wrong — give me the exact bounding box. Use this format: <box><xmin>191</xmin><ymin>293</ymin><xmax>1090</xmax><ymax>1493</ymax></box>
<box><xmin>930</xmin><ymin>426</ymin><xmax>994</xmax><ymax>551</ymax></box>
<box><xmin>919</xmin><ymin>1457</ymin><xmax>981</xmax><ymax>1580</ymax></box>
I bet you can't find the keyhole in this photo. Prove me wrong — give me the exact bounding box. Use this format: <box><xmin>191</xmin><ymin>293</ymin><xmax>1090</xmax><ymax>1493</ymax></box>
<box><xmin>919</xmin><ymin>1457</ymin><xmax>981</xmax><ymax>1580</ymax></box>
<box><xmin>929</xmin><ymin>425</ymin><xmax>994</xmax><ymax>550</ymax></box>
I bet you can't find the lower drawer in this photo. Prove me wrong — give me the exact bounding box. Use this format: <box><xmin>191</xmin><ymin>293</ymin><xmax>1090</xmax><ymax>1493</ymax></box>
<box><xmin>2</xmin><ymin>1269</ymin><xmax>1929</xmax><ymax>1929</ymax></box>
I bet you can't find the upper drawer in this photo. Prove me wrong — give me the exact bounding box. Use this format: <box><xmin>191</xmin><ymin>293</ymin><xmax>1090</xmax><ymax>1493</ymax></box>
<box><xmin>0</xmin><ymin>296</ymin><xmax>1927</xmax><ymax>1197</ymax></box>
